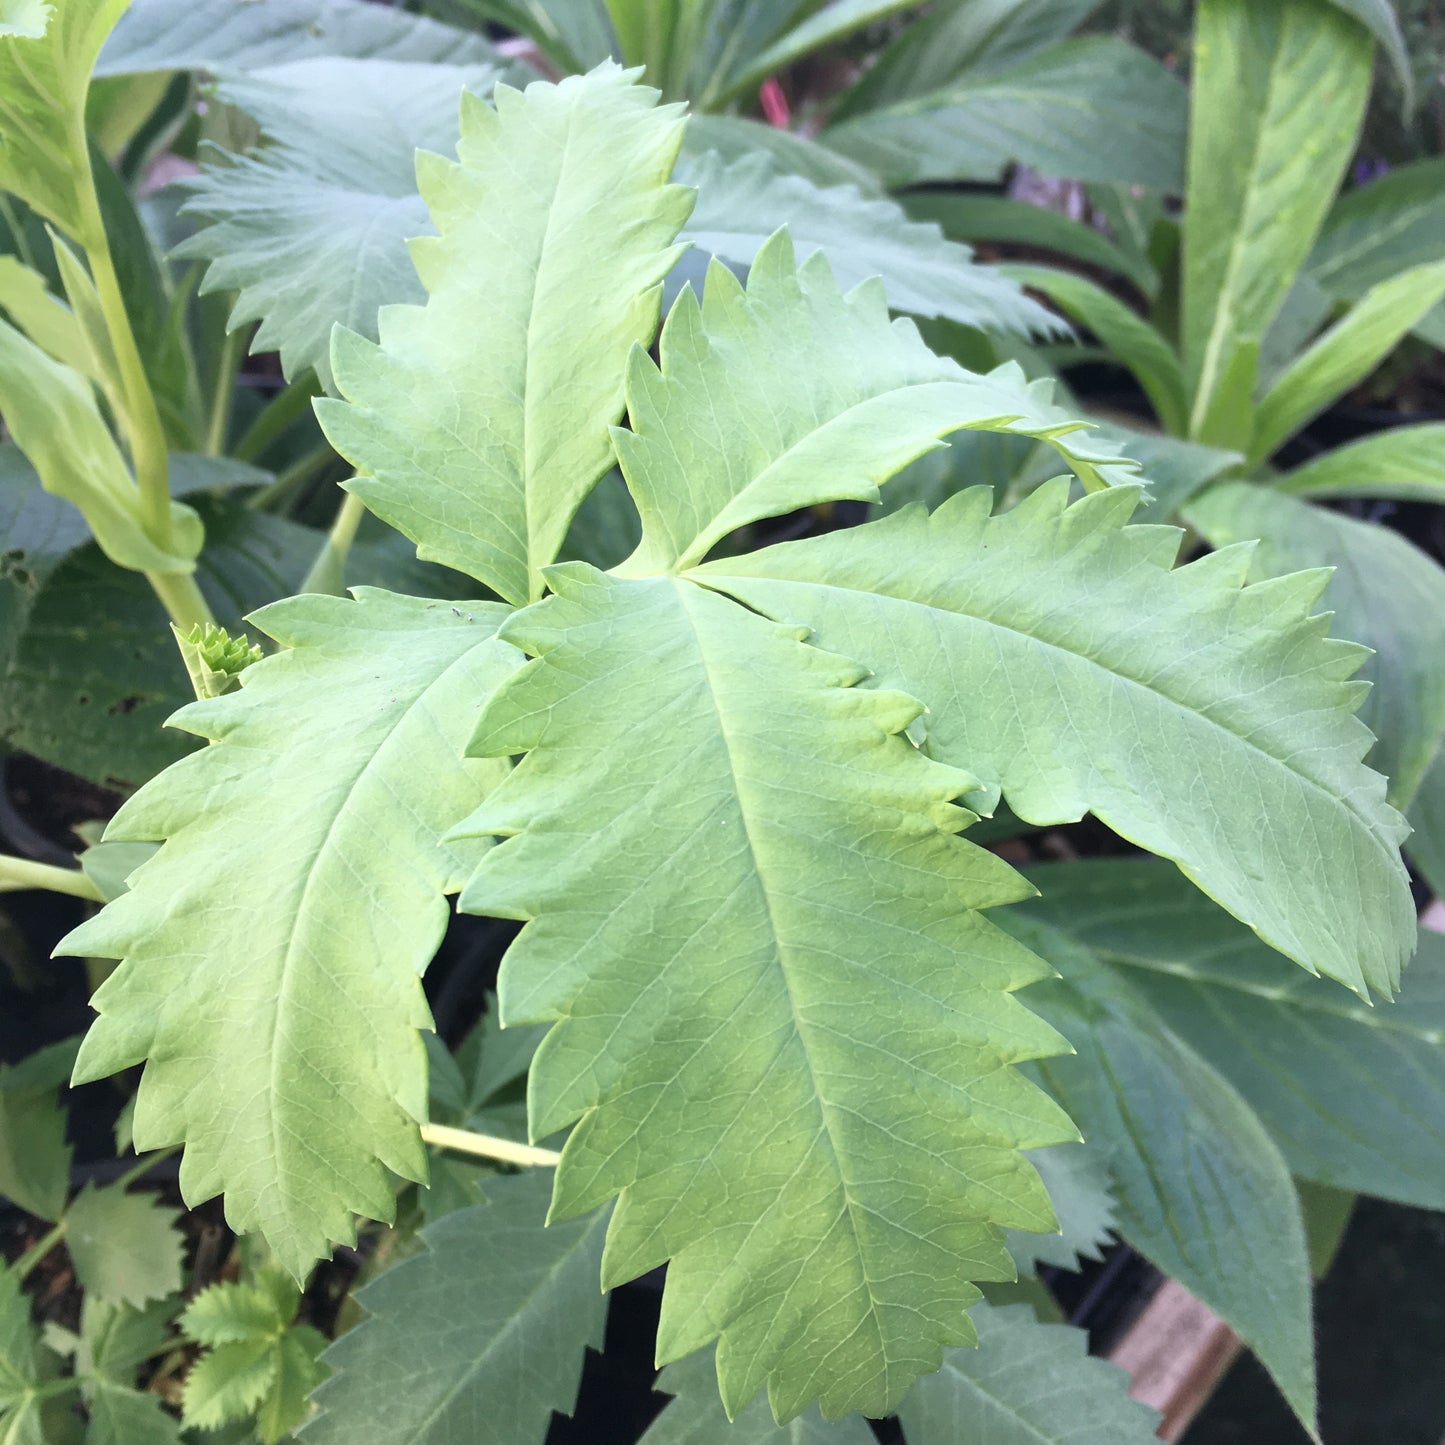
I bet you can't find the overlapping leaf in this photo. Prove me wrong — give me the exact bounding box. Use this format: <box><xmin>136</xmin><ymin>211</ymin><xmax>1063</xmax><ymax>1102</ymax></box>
<box><xmin>676</xmin><ymin>151</ymin><xmax>1059</xmax><ymax>340</ymax></box>
<box><xmin>179</xmin><ymin>58</ymin><xmax>501</xmax><ymax>388</ymax></box>
<box><xmin>454</xmin><ymin>567</ymin><xmax>1075</xmax><ymax>1421</ymax></box>
<box><xmin>895</xmin><ymin>1303</ymin><xmax>1160</xmax><ymax>1444</ymax></box>
<box><xmin>1189</xmin><ymin>482</ymin><xmax>1445</xmax><ymax>809</ymax></box>
<box><xmin>1182</xmin><ymin>0</ymin><xmax>1372</xmax><ymax>443</ymax></box>
<box><xmin>59</xmin><ymin>591</ymin><xmax>520</xmax><ymax>1275</ymax></box>
<box><xmin>1006</xmin><ymin>917</ymin><xmax>1316</xmax><ymax>1430</ymax></box>
<box><xmin>822</xmin><ymin>37</ymin><xmax>1186</xmax><ymax>192</ymax></box>
<box><xmin>701</xmin><ymin>480</ymin><xmax>1413</xmax><ymax>996</ymax></box>
<box><xmin>1022</xmin><ymin>858</ymin><xmax>1445</xmax><ymax>1212</ymax></box>
<box><xmin>615</xmin><ymin>233</ymin><xmax>1135</xmax><ymax>575</ymax></box>
<box><xmin>305</xmin><ymin>1173</ymin><xmax>607</xmax><ymax>1444</ymax></box>
<box><xmin>1275</xmin><ymin>424</ymin><xmax>1445</xmax><ymax>506</ymax></box>
<box><xmin>319</xmin><ymin>65</ymin><xmax>693</xmax><ymax>604</ymax></box>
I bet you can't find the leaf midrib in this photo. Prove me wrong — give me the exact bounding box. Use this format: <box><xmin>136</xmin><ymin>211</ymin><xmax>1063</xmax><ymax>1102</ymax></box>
<box><xmin>674</xmin><ymin>578</ymin><xmax>894</xmax><ymax>1399</ymax></box>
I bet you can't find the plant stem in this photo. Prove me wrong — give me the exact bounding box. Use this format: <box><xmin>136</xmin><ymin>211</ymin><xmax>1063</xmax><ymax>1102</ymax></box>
<box><xmin>205</xmin><ymin>325</ymin><xmax>247</xmax><ymax>456</ymax></box>
<box><xmin>70</xmin><ymin>122</ymin><xmax>172</xmax><ymax>553</ymax></box>
<box><xmin>419</xmin><ymin>1123</ymin><xmax>561</xmax><ymax>1168</ymax></box>
<box><xmin>246</xmin><ymin>443</ymin><xmax>334</xmax><ymax>512</ymax></box>
<box><xmin>114</xmin><ymin>1145</ymin><xmax>180</xmax><ymax>1192</ymax></box>
<box><xmin>299</xmin><ymin>490</ymin><xmax>365</xmax><ymax>596</ymax></box>
<box><xmin>233</xmin><ymin>374</ymin><xmax>322</xmax><ymax>465</ymax></box>
<box><xmin>14</xmin><ymin>1220</ymin><xmax>65</xmax><ymax>1281</ymax></box>
<box><xmin>145</xmin><ymin>569</ymin><xmax>213</xmax><ymax>632</ymax></box>
<box><xmin>0</xmin><ymin>854</ymin><xmax>104</xmax><ymax>901</ymax></box>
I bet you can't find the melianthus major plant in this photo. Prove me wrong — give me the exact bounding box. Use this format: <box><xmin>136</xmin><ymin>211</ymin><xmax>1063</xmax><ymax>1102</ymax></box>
<box><xmin>27</xmin><ymin>53</ymin><xmax>1421</xmax><ymax>1436</ymax></box>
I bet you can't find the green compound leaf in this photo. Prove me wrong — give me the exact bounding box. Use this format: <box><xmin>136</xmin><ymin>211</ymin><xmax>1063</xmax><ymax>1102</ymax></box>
<box><xmin>305</xmin><ymin>1172</ymin><xmax>606</xmax><ymax>1445</ymax></box>
<box><xmin>0</xmin><ymin>1265</ymin><xmax>47</xmax><ymax>1444</ymax></box>
<box><xmin>177</xmin><ymin>57</ymin><xmax>502</xmax><ymax>389</ymax></box>
<box><xmin>640</xmin><ymin>1349</ymin><xmax>874</xmax><ymax>1445</ymax></box>
<box><xmin>319</xmin><ymin>65</ymin><xmax>693</xmax><ymax>605</ymax></box>
<box><xmin>676</xmin><ymin>151</ymin><xmax>1061</xmax><ymax>342</ymax></box>
<box><xmin>182</xmin><ymin>1337</ymin><xmax>277</xmax><ymax>1433</ymax></box>
<box><xmin>615</xmin><ymin>236</ymin><xmax>1137</xmax><ymax>575</ymax></box>
<box><xmin>0</xmin><ymin>0</ymin><xmax>127</xmax><ymax>231</ymax></box>
<box><xmin>895</xmin><ymin>1303</ymin><xmax>1159</xmax><ymax>1444</ymax></box>
<box><xmin>64</xmin><ymin>1183</ymin><xmax>182</xmax><ymax>1306</ymax></box>
<box><xmin>59</xmin><ymin>592</ymin><xmax>520</xmax><ymax>1277</ymax></box>
<box><xmin>700</xmin><ymin>481</ymin><xmax>1413</xmax><ymax>998</ymax></box>
<box><xmin>1023</xmin><ymin>858</ymin><xmax>1445</xmax><ymax>1213</ymax></box>
<box><xmin>1008</xmin><ymin>917</ymin><xmax>1316</xmax><ymax>1432</ymax></box>
<box><xmin>454</xmin><ymin>567</ymin><xmax>1075</xmax><ymax>1422</ymax></box>
<box><xmin>180</xmin><ymin>1281</ymin><xmax>286</xmax><ymax>1351</ymax></box>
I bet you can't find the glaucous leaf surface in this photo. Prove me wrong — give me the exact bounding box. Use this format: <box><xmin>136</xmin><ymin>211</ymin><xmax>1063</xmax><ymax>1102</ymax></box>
<box><xmin>454</xmin><ymin>567</ymin><xmax>1075</xmax><ymax>1421</ymax></box>
<box><xmin>1021</xmin><ymin>858</ymin><xmax>1445</xmax><ymax>1211</ymax></box>
<box><xmin>702</xmin><ymin>480</ymin><xmax>1413</xmax><ymax>996</ymax></box>
<box><xmin>822</xmin><ymin>38</ymin><xmax>1186</xmax><ymax>192</ymax></box>
<box><xmin>95</xmin><ymin>0</ymin><xmax>505</xmax><ymax>74</ymax></box>
<box><xmin>1189</xmin><ymin>481</ymin><xmax>1445</xmax><ymax>809</ymax></box>
<box><xmin>1008</xmin><ymin>917</ymin><xmax>1316</xmax><ymax>1432</ymax></box>
<box><xmin>1275</xmin><ymin>424</ymin><xmax>1445</xmax><ymax>506</ymax></box>
<box><xmin>676</xmin><ymin>151</ymin><xmax>1059</xmax><ymax>341</ymax></box>
<box><xmin>59</xmin><ymin>592</ymin><xmax>519</xmax><ymax>1275</ymax></box>
<box><xmin>615</xmin><ymin>235</ymin><xmax>1131</xmax><ymax>574</ymax></box>
<box><xmin>179</xmin><ymin>58</ymin><xmax>502</xmax><ymax>388</ymax></box>
<box><xmin>320</xmin><ymin>65</ymin><xmax>692</xmax><ymax>604</ymax></box>
<box><xmin>640</xmin><ymin>1350</ymin><xmax>874</xmax><ymax>1445</ymax></box>
<box><xmin>895</xmin><ymin>1303</ymin><xmax>1160</xmax><ymax>1445</ymax></box>
<box><xmin>1182</xmin><ymin>0</ymin><xmax>1372</xmax><ymax>444</ymax></box>
<box><xmin>305</xmin><ymin>1173</ymin><xmax>607</xmax><ymax>1445</ymax></box>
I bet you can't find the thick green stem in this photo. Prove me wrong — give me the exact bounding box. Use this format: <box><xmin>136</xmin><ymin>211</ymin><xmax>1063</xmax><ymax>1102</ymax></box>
<box><xmin>419</xmin><ymin>1123</ymin><xmax>560</xmax><ymax>1168</ymax></box>
<box><xmin>145</xmin><ymin>569</ymin><xmax>213</xmax><ymax>632</ymax></box>
<box><xmin>0</xmin><ymin>854</ymin><xmax>103</xmax><ymax>902</ymax></box>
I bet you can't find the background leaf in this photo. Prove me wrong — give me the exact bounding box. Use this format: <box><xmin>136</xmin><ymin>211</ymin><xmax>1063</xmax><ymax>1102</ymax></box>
<box><xmin>895</xmin><ymin>1302</ymin><xmax>1160</xmax><ymax>1444</ymax></box>
<box><xmin>305</xmin><ymin>1173</ymin><xmax>607</xmax><ymax>1445</ymax></box>
<box><xmin>1188</xmin><ymin>481</ymin><xmax>1445</xmax><ymax>809</ymax></box>
<box><xmin>677</xmin><ymin>151</ymin><xmax>1060</xmax><ymax>341</ymax></box>
<box><xmin>179</xmin><ymin>57</ymin><xmax>500</xmax><ymax>388</ymax></box>
<box><xmin>64</xmin><ymin>1183</ymin><xmax>183</xmax><ymax>1307</ymax></box>
<box><xmin>1007</xmin><ymin>916</ymin><xmax>1317</xmax><ymax>1433</ymax></box>
<box><xmin>0</xmin><ymin>1039</ymin><xmax>77</xmax><ymax>1222</ymax></box>
<box><xmin>1020</xmin><ymin>858</ymin><xmax>1445</xmax><ymax>1212</ymax></box>
<box><xmin>1182</xmin><ymin>0</ymin><xmax>1372</xmax><ymax>443</ymax></box>
<box><xmin>821</xmin><ymin>37</ymin><xmax>1186</xmax><ymax>192</ymax></box>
